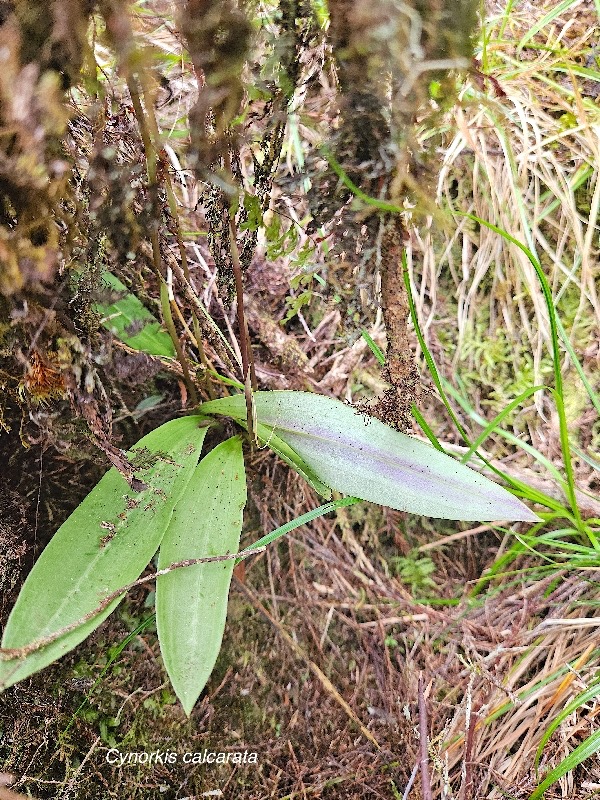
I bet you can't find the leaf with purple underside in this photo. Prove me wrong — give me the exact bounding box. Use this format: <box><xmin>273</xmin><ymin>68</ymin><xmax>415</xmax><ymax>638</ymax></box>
<box><xmin>200</xmin><ymin>392</ymin><xmax>539</xmax><ymax>522</ymax></box>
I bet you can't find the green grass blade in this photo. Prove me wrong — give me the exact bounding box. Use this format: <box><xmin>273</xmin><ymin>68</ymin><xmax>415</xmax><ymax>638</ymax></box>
<box><xmin>239</xmin><ymin>496</ymin><xmax>362</xmax><ymax>556</ymax></box>
<box><xmin>517</xmin><ymin>0</ymin><xmax>584</xmax><ymax>51</ymax></box>
<box><xmin>459</xmin><ymin>386</ymin><xmax>548</xmax><ymax>464</ymax></box>
<box><xmin>443</xmin><ymin>379</ymin><xmax>567</xmax><ymax>492</ymax></box>
<box><xmin>401</xmin><ymin>253</ymin><xmax>476</xmax><ymax>449</ymax></box>
<box><xmin>571</xmin><ymin>445</ymin><xmax>600</xmax><ymax>472</ymax></box>
<box><xmin>554</xmin><ymin>314</ymin><xmax>600</xmax><ymax>416</ymax></box>
<box><xmin>411</xmin><ymin>404</ymin><xmax>446</xmax><ymax>453</ymax></box>
<box><xmin>361</xmin><ymin>328</ymin><xmax>386</xmax><ymax>365</ymax></box>
<box><xmin>457</xmin><ymin>213</ymin><xmax>582</xmax><ymax>531</ymax></box>
<box><xmin>529</xmin><ymin>727</ymin><xmax>600</xmax><ymax>800</ymax></box>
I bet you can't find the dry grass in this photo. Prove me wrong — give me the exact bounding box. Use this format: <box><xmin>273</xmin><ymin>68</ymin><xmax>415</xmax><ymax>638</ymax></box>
<box><xmin>407</xmin><ymin>0</ymin><xmax>600</xmax><ymax>460</ymax></box>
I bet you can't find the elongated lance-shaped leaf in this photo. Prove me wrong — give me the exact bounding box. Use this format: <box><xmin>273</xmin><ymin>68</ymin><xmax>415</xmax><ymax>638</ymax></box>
<box><xmin>97</xmin><ymin>271</ymin><xmax>176</xmax><ymax>358</ymax></box>
<box><xmin>528</xmin><ymin>727</ymin><xmax>600</xmax><ymax>800</ymax></box>
<box><xmin>156</xmin><ymin>436</ymin><xmax>247</xmax><ymax>714</ymax></box>
<box><xmin>200</xmin><ymin>392</ymin><xmax>539</xmax><ymax>522</ymax></box>
<box><xmin>0</xmin><ymin>417</ymin><xmax>208</xmax><ymax>690</ymax></box>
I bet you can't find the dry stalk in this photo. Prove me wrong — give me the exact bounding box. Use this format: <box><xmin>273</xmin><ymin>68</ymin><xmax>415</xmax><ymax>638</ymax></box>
<box><xmin>418</xmin><ymin>673</ymin><xmax>433</xmax><ymax>800</ymax></box>
<box><xmin>126</xmin><ymin>72</ymin><xmax>198</xmax><ymax>406</ymax></box>
<box><xmin>0</xmin><ymin>548</ymin><xmax>264</xmax><ymax>666</ymax></box>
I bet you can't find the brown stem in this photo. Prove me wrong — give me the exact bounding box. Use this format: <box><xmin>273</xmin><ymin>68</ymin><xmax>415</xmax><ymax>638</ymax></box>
<box><xmin>379</xmin><ymin>216</ymin><xmax>420</xmax><ymax>432</ymax></box>
<box><xmin>462</xmin><ymin>700</ymin><xmax>478</xmax><ymax>800</ymax></box>
<box><xmin>126</xmin><ymin>74</ymin><xmax>198</xmax><ymax>406</ymax></box>
<box><xmin>169</xmin><ymin>259</ymin><xmax>237</xmax><ymax>374</ymax></box>
<box><xmin>159</xmin><ymin>280</ymin><xmax>198</xmax><ymax>406</ymax></box>
<box><xmin>228</xmin><ymin>213</ymin><xmax>258</xmax><ymax>448</ymax></box>
<box><xmin>0</xmin><ymin>547</ymin><xmax>265</xmax><ymax>666</ymax></box>
<box><xmin>163</xmin><ymin>175</ymin><xmax>216</xmax><ymax>398</ymax></box>
<box><xmin>418</xmin><ymin>673</ymin><xmax>433</xmax><ymax>800</ymax></box>
<box><xmin>169</xmin><ymin>295</ymin><xmax>216</xmax><ymax>399</ymax></box>
<box><xmin>126</xmin><ymin>75</ymin><xmax>157</xmax><ymax>183</ymax></box>
<box><xmin>228</xmin><ymin>215</ymin><xmax>257</xmax><ymax>390</ymax></box>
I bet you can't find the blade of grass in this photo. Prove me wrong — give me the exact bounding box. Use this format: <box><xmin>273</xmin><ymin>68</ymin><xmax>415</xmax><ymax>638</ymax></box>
<box><xmin>360</xmin><ymin>328</ymin><xmax>385</xmax><ymax>365</ymax></box>
<box><xmin>516</xmin><ymin>0</ymin><xmax>585</xmax><ymax>52</ymax></box>
<box><xmin>456</xmin><ymin>212</ymin><xmax>583</xmax><ymax>532</ymax></box>
<box><xmin>459</xmin><ymin>385</ymin><xmax>548</xmax><ymax>464</ymax></box>
<box><xmin>404</xmin><ymin>259</ymin><xmax>568</xmax><ymax>513</ymax></box>
<box><xmin>571</xmin><ymin>445</ymin><xmax>600</xmax><ymax>472</ymax></box>
<box><xmin>238</xmin><ymin>497</ymin><xmax>361</xmax><ymax>559</ymax></box>
<box><xmin>445</xmin><ymin>379</ymin><xmax>564</xmax><ymax>488</ymax></box>
<box><xmin>529</xmin><ymin>728</ymin><xmax>600</xmax><ymax>800</ymax></box>
<box><xmin>555</xmin><ymin>314</ymin><xmax>600</xmax><ymax>416</ymax></box>
<box><xmin>401</xmin><ymin>253</ymin><xmax>472</xmax><ymax>444</ymax></box>
<box><xmin>411</xmin><ymin>405</ymin><xmax>447</xmax><ymax>453</ymax></box>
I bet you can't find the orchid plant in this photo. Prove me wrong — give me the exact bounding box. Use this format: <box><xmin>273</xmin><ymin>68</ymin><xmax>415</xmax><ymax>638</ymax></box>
<box><xmin>0</xmin><ymin>388</ymin><xmax>537</xmax><ymax>713</ymax></box>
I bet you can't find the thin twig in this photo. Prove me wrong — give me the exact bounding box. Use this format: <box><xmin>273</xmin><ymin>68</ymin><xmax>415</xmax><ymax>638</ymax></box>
<box><xmin>164</xmin><ymin>156</ymin><xmax>215</xmax><ymax>397</ymax></box>
<box><xmin>418</xmin><ymin>673</ymin><xmax>433</xmax><ymax>800</ymax></box>
<box><xmin>0</xmin><ymin>548</ymin><xmax>265</xmax><ymax>664</ymax></box>
<box><xmin>462</xmin><ymin>707</ymin><xmax>477</xmax><ymax>800</ymax></box>
<box><xmin>169</xmin><ymin>259</ymin><xmax>238</xmax><ymax>373</ymax></box>
<box><xmin>402</xmin><ymin>763</ymin><xmax>420</xmax><ymax>800</ymax></box>
<box><xmin>159</xmin><ymin>281</ymin><xmax>199</xmax><ymax>406</ymax></box>
<box><xmin>228</xmin><ymin>212</ymin><xmax>258</xmax><ymax>448</ymax></box>
<box><xmin>228</xmin><ymin>214</ymin><xmax>257</xmax><ymax>391</ymax></box>
<box><xmin>127</xmin><ymin>73</ymin><xmax>198</xmax><ymax>406</ymax></box>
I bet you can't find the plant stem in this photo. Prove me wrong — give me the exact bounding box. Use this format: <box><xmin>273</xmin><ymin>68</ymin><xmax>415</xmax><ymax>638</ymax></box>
<box><xmin>228</xmin><ymin>215</ymin><xmax>257</xmax><ymax>391</ymax></box>
<box><xmin>229</xmin><ymin>215</ymin><xmax>257</xmax><ymax>447</ymax></box>
<box><xmin>125</xmin><ymin>73</ymin><xmax>198</xmax><ymax>405</ymax></box>
<box><xmin>418</xmin><ymin>673</ymin><xmax>433</xmax><ymax>800</ymax></box>
<box><xmin>164</xmin><ymin>173</ymin><xmax>216</xmax><ymax>398</ymax></box>
<box><xmin>160</xmin><ymin>283</ymin><xmax>198</xmax><ymax>406</ymax></box>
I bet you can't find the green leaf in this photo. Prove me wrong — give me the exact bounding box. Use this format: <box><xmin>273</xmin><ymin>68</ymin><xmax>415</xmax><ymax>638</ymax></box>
<box><xmin>240</xmin><ymin>496</ymin><xmax>360</xmax><ymax>556</ymax></box>
<box><xmin>254</xmin><ymin>422</ymin><xmax>332</xmax><ymax>499</ymax></box>
<box><xmin>218</xmin><ymin>412</ymin><xmax>331</xmax><ymax>498</ymax></box>
<box><xmin>156</xmin><ymin>436</ymin><xmax>247</xmax><ymax>714</ymax></box>
<box><xmin>360</xmin><ymin>329</ymin><xmax>385</xmax><ymax>366</ymax></box>
<box><xmin>97</xmin><ymin>272</ymin><xmax>176</xmax><ymax>358</ymax></box>
<box><xmin>534</xmin><ymin>679</ymin><xmax>600</xmax><ymax>770</ymax></box>
<box><xmin>200</xmin><ymin>392</ymin><xmax>540</xmax><ymax>522</ymax></box>
<box><xmin>239</xmin><ymin>192</ymin><xmax>263</xmax><ymax>232</ymax></box>
<box><xmin>0</xmin><ymin>417</ymin><xmax>208</xmax><ymax>690</ymax></box>
<box><xmin>528</xmin><ymin>727</ymin><xmax>600</xmax><ymax>800</ymax></box>
<box><xmin>517</xmin><ymin>0</ymin><xmax>582</xmax><ymax>51</ymax></box>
